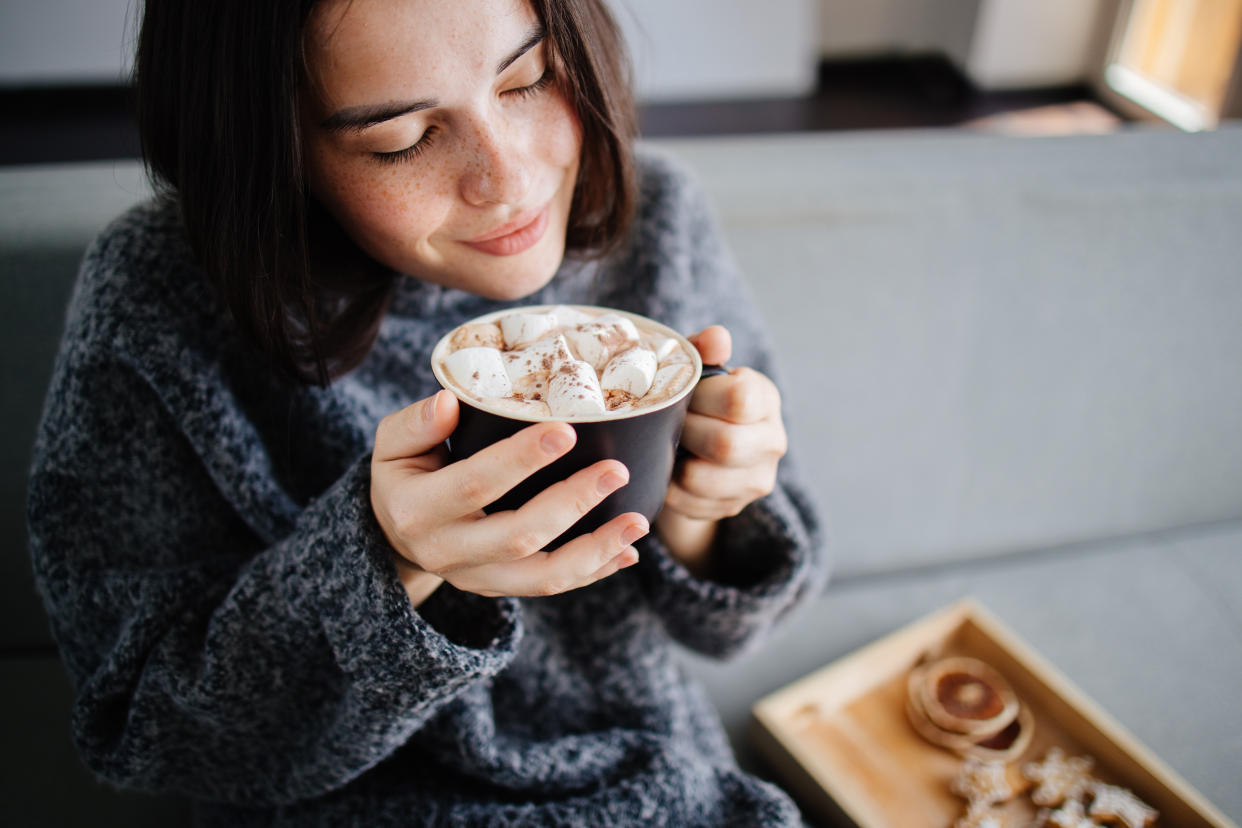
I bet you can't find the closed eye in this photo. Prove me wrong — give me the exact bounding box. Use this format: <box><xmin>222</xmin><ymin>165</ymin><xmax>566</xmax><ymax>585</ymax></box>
<box><xmin>372</xmin><ymin>125</ymin><xmax>439</xmax><ymax>165</ymax></box>
<box><xmin>503</xmin><ymin>67</ymin><xmax>554</xmax><ymax>100</ymax></box>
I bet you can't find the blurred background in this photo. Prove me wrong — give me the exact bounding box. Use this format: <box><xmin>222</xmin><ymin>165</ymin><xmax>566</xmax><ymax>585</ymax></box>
<box><xmin>2</xmin><ymin>0</ymin><xmax>1241</xmax><ymax>164</ymax></box>
<box><xmin>3</xmin><ymin>2</ymin><xmax>1242</xmax><ymax>826</ymax></box>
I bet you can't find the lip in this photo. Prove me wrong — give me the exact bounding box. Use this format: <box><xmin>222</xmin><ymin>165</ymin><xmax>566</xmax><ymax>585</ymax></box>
<box><xmin>462</xmin><ymin>205</ymin><xmax>550</xmax><ymax>256</ymax></box>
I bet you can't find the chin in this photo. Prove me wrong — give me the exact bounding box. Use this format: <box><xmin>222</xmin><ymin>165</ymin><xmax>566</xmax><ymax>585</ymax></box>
<box><xmin>485</xmin><ymin>267</ymin><xmax>558</xmax><ymax>301</ymax></box>
<box><xmin>470</xmin><ymin>243</ymin><xmax>566</xmax><ymax>300</ymax></box>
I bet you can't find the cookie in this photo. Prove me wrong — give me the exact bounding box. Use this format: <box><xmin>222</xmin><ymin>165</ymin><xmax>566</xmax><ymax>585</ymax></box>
<box><xmin>951</xmin><ymin>757</ymin><xmax>1015</xmax><ymax>806</ymax></box>
<box><xmin>955</xmin><ymin>800</ymin><xmax>1006</xmax><ymax>828</ymax></box>
<box><xmin>920</xmin><ymin>657</ymin><xmax>1021</xmax><ymax>737</ymax></box>
<box><xmin>906</xmin><ymin>664</ymin><xmax>1034</xmax><ymax>763</ymax></box>
<box><xmin>961</xmin><ymin>702</ymin><xmax>1035</xmax><ymax>763</ymax></box>
<box><xmin>1023</xmin><ymin>747</ymin><xmax>1095</xmax><ymax>807</ymax></box>
<box><xmin>1088</xmin><ymin>782</ymin><xmax>1158</xmax><ymax>828</ymax></box>
<box><xmin>1037</xmin><ymin>798</ymin><xmax>1094</xmax><ymax>828</ymax></box>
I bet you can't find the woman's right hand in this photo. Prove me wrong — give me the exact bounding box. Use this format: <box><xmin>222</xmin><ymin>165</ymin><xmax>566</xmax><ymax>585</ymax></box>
<box><xmin>371</xmin><ymin>390</ymin><xmax>648</xmax><ymax>603</ymax></box>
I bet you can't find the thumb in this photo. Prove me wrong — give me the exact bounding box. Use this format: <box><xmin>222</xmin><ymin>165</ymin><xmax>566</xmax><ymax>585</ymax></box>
<box><xmin>374</xmin><ymin>390</ymin><xmax>460</xmax><ymax>463</ymax></box>
<box><xmin>688</xmin><ymin>325</ymin><xmax>732</xmax><ymax>366</ymax></box>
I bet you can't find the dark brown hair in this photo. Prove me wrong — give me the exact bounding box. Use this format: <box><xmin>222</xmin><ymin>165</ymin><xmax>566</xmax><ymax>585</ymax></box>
<box><xmin>136</xmin><ymin>0</ymin><xmax>636</xmax><ymax>386</ymax></box>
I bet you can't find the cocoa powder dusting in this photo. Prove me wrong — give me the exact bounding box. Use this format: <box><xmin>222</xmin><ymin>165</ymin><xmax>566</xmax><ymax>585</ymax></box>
<box><xmin>605</xmin><ymin>390</ymin><xmax>636</xmax><ymax>410</ymax></box>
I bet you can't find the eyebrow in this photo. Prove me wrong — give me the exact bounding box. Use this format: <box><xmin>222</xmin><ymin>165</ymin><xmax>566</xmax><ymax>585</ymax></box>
<box><xmin>320</xmin><ymin>25</ymin><xmax>547</xmax><ymax>134</ymax></box>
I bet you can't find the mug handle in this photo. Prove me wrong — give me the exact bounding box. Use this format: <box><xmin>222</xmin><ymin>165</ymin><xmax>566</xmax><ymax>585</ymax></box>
<box><xmin>675</xmin><ymin>363</ymin><xmax>730</xmax><ymax>461</ymax></box>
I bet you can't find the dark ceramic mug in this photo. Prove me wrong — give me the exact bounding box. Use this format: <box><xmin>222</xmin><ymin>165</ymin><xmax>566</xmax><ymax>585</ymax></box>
<box><xmin>430</xmin><ymin>305</ymin><xmax>726</xmax><ymax>546</ymax></box>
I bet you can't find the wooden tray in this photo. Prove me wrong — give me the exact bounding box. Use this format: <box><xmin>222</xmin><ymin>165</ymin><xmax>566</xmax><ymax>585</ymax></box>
<box><xmin>750</xmin><ymin>598</ymin><xmax>1237</xmax><ymax>828</ymax></box>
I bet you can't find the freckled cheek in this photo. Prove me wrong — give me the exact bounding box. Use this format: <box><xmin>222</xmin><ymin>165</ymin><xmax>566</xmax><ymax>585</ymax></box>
<box><xmin>322</xmin><ymin>162</ymin><xmax>456</xmax><ymax>247</ymax></box>
<box><xmin>537</xmin><ymin>97</ymin><xmax>583</xmax><ymax>167</ymax></box>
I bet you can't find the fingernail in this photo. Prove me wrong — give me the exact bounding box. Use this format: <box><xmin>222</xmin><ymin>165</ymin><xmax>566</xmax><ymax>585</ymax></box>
<box><xmin>541</xmin><ymin>427</ymin><xmax>573</xmax><ymax>455</ymax></box>
<box><xmin>597</xmin><ymin>470</ymin><xmax>627</xmax><ymax>496</ymax></box>
<box><xmin>619</xmin><ymin>548</ymin><xmax>639</xmax><ymax>567</ymax></box>
<box><xmin>423</xmin><ymin>391</ymin><xmax>440</xmax><ymax>423</ymax></box>
<box><xmin>620</xmin><ymin>521</ymin><xmax>647</xmax><ymax>546</ymax></box>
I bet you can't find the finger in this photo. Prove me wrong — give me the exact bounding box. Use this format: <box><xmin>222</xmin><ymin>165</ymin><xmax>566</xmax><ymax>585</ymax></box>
<box><xmin>674</xmin><ymin>456</ymin><xmax>778</xmax><ymax>502</ymax></box>
<box><xmin>687</xmin><ymin>325</ymin><xmax>732</xmax><ymax>366</ymax></box>
<box><xmin>585</xmin><ymin>546</ymin><xmax>640</xmax><ymax>581</ymax></box>
<box><xmin>414</xmin><ymin>420</ymin><xmax>580</xmax><ymax>522</ymax></box>
<box><xmin>663</xmin><ymin>481</ymin><xmax>751</xmax><ymax>521</ymax></box>
<box><xmin>451</xmin><ymin>512</ymin><xmax>647</xmax><ymax>597</ymax></box>
<box><xmin>373</xmin><ymin>391</ymin><xmax>460</xmax><ymax>463</ymax></box>
<box><xmin>687</xmin><ymin>367</ymin><xmax>780</xmax><ymax>424</ymax></box>
<box><xmin>677</xmin><ymin>413</ymin><xmax>788</xmax><ymax>468</ymax></box>
<box><xmin>443</xmin><ymin>459</ymin><xmax>632</xmax><ymax>569</ymax></box>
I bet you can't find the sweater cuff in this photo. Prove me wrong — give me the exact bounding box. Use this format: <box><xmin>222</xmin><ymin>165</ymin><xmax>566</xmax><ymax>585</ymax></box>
<box><xmin>638</xmin><ymin>483</ymin><xmax>825</xmax><ymax>659</ymax></box>
<box><xmin>294</xmin><ymin>457</ymin><xmax>522</xmax><ymax>707</ymax></box>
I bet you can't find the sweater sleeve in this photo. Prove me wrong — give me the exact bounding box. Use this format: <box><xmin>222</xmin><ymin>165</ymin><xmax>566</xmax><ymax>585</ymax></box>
<box><xmin>28</xmin><ymin>269</ymin><xmax>522</xmax><ymax>806</ymax></box>
<box><xmin>624</xmin><ymin>149</ymin><xmax>831</xmax><ymax>659</ymax></box>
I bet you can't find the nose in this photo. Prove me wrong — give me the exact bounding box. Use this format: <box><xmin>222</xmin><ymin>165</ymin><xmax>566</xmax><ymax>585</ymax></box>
<box><xmin>458</xmin><ymin>115</ymin><xmax>532</xmax><ymax>207</ymax></box>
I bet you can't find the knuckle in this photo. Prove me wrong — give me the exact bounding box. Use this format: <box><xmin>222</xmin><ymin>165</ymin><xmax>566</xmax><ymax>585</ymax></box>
<box><xmin>727</xmin><ymin>378</ymin><xmax>760</xmax><ymax>422</ymax></box>
<box><xmin>559</xmin><ymin>477</ymin><xmax>601</xmax><ymax>516</ymax></box>
<box><xmin>760</xmin><ymin>473</ymin><xmax>777</xmax><ymax>497</ymax></box>
<box><xmin>454</xmin><ymin>473</ymin><xmax>490</xmax><ymax>508</ymax></box>
<box><xmin>391</xmin><ymin>505</ymin><xmax>422</xmax><ymax>539</ymax></box>
<box><xmin>709</xmin><ymin>428</ymin><xmax>738</xmax><ymax>465</ymax></box>
<box><xmin>504</xmin><ymin>529</ymin><xmax>542</xmax><ymax>560</ymax></box>
<box><xmin>773</xmin><ymin>428</ymin><xmax>789</xmax><ymax>458</ymax></box>
<box><xmin>575</xmin><ymin>487</ymin><xmax>602</xmax><ymax>515</ymax></box>
<box><xmin>748</xmin><ymin>469</ymin><xmax>777</xmax><ymax>499</ymax></box>
<box><xmin>536</xmin><ymin>576</ymin><xmax>571</xmax><ymax>597</ymax></box>
<box><xmin>681</xmin><ymin>459</ymin><xmax>709</xmax><ymax>492</ymax></box>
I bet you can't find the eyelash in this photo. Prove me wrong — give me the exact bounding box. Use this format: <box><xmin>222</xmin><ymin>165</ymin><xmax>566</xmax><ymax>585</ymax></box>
<box><xmin>371</xmin><ymin>67</ymin><xmax>555</xmax><ymax>166</ymax></box>
<box><xmin>373</xmin><ymin>126</ymin><xmax>439</xmax><ymax>166</ymax></box>
<box><xmin>504</xmin><ymin>66</ymin><xmax>555</xmax><ymax>100</ymax></box>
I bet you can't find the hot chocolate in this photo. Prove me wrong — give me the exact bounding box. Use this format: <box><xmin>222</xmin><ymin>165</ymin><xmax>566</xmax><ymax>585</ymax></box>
<box><xmin>434</xmin><ymin>306</ymin><xmax>697</xmax><ymax>420</ymax></box>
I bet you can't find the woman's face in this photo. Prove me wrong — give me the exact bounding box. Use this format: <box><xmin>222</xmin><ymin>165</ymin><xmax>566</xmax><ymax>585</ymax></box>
<box><xmin>301</xmin><ymin>0</ymin><xmax>582</xmax><ymax>299</ymax></box>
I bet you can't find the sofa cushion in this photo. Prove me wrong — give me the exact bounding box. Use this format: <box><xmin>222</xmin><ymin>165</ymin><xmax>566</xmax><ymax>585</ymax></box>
<box><xmin>652</xmin><ymin>127</ymin><xmax>1242</xmax><ymax>578</ymax></box>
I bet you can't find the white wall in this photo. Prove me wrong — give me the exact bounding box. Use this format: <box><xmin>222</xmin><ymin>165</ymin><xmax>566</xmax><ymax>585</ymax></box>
<box><xmin>818</xmin><ymin>0</ymin><xmax>982</xmax><ymax>68</ymax></box>
<box><xmin>818</xmin><ymin>0</ymin><xmax>1109</xmax><ymax>90</ymax></box>
<box><xmin>609</xmin><ymin>0</ymin><xmax>819</xmax><ymax>101</ymax></box>
<box><xmin>967</xmin><ymin>0</ymin><xmax>1108</xmax><ymax>89</ymax></box>
<box><xmin>1</xmin><ymin>0</ymin><xmax>820</xmax><ymax>101</ymax></box>
<box><xmin>0</xmin><ymin>0</ymin><xmax>136</xmax><ymax>85</ymax></box>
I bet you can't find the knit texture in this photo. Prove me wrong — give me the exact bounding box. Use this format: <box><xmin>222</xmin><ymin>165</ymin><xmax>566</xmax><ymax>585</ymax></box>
<box><xmin>29</xmin><ymin>149</ymin><xmax>827</xmax><ymax>826</ymax></box>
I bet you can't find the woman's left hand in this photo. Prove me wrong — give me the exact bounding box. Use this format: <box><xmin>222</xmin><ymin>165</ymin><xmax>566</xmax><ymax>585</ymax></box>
<box><xmin>655</xmin><ymin>325</ymin><xmax>788</xmax><ymax>574</ymax></box>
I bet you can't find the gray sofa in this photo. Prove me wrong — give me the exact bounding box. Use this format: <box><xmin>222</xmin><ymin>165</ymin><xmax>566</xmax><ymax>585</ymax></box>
<box><xmin>3</xmin><ymin>126</ymin><xmax>1240</xmax><ymax>825</ymax></box>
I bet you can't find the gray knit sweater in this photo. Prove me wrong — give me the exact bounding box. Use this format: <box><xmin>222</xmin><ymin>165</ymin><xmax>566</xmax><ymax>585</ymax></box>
<box><xmin>29</xmin><ymin>149</ymin><xmax>827</xmax><ymax>826</ymax></box>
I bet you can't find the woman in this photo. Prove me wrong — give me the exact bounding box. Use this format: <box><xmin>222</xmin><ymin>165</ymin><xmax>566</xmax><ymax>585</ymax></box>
<box><xmin>28</xmin><ymin>0</ymin><xmax>827</xmax><ymax>823</ymax></box>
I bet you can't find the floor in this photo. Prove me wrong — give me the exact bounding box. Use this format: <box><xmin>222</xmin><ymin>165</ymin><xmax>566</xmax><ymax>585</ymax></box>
<box><xmin>0</xmin><ymin>56</ymin><xmax>1125</xmax><ymax>167</ymax></box>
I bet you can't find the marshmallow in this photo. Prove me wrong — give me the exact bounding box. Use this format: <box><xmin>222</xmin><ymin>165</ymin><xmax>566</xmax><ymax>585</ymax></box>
<box><xmin>499</xmin><ymin>311</ymin><xmax>558</xmax><ymax>349</ymax></box>
<box><xmin>442</xmin><ymin>347</ymin><xmax>512</xmax><ymax>399</ymax></box>
<box><xmin>643</xmin><ymin>363</ymin><xmax>694</xmax><ymax>404</ymax></box>
<box><xmin>648</xmin><ymin>335</ymin><xmax>687</xmax><ymax>363</ymax></box>
<box><xmin>487</xmin><ymin>397</ymin><xmax>552</xmax><ymax>419</ymax></box>
<box><xmin>547</xmin><ymin>360</ymin><xmax>606</xmax><ymax>417</ymax></box>
<box><xmin>662</xmin><ymin>345</ymin><xmax>692</xmax><ymax>365</ymax></box>
<box><xmin>449</xmin><ymin>322</ymin><xmax>504</xmax><ymax>351</ymax></box>
<box><xmin>601</xmin><ymin>346</ymin><xmax>658</xmax><ymax>397</ymax></box>
<box><xmin>551</xmin><ymin>306</ymin><xmax>594</xmax><ymax>328</ymax></box>
<box><xmin>502</xmin><ymin>334</ymin><xmax>573</xmax><ymax>397</ymax></box>
<box><xmin>564</xmin><ymin>316</ymin><xmax>641</xmax><ymax>371</ymax></box>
